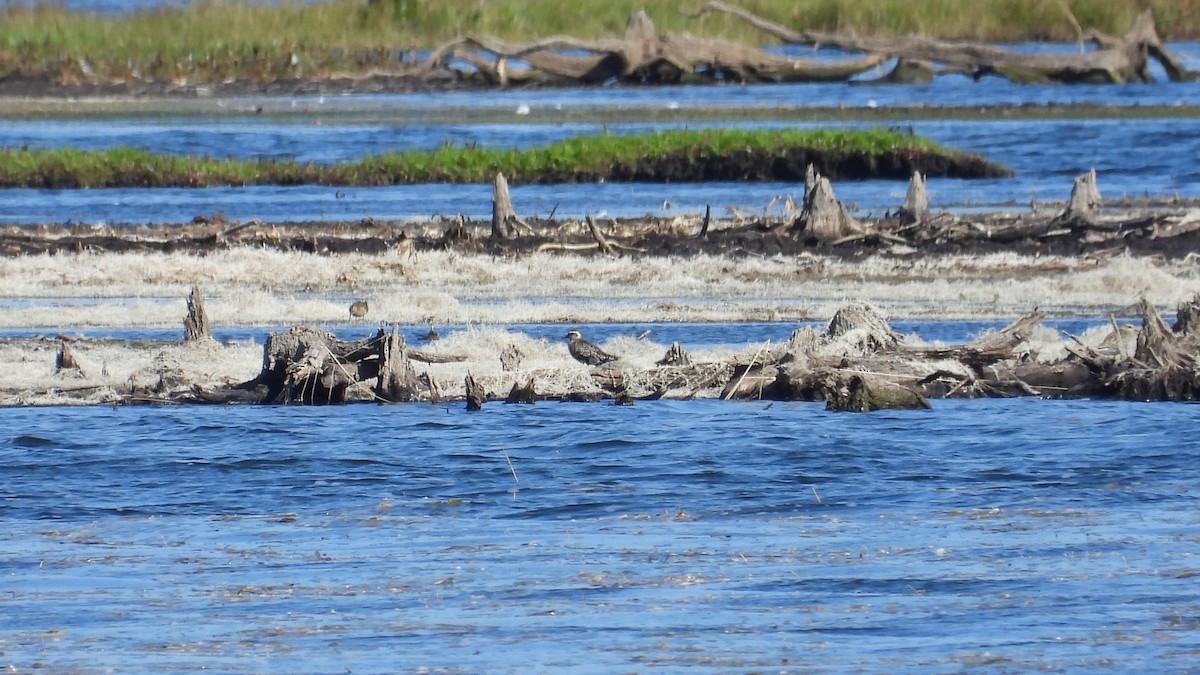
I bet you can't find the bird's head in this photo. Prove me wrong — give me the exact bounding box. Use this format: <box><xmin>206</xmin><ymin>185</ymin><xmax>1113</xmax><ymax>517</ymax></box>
<box><xmin>565</xmin><ymin>330</ymin><xmax>582</xmax><ymax>341</ymax></box>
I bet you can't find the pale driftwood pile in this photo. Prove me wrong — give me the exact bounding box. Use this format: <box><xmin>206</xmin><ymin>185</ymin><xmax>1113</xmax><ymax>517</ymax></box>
<box><xmin>151</xmin><ymin>291</ymin><xmax>1200</xmax><ymax>411</ymax></box>
<box><xmin>419</xmin><ymin>5</ymin><xmax>1194</xmax><ymax>87</ymax></box>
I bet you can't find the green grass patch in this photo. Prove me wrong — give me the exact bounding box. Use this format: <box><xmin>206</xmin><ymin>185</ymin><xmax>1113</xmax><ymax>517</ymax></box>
<box><xmin>0</xmin><ymin>0</ymin><xmax>1195</xmax><ymax>85</ymax></box>
<box><xmin>0</xmin><ymin>128</ymin><xmax>1005</xmax><ymax>188</ymax></box>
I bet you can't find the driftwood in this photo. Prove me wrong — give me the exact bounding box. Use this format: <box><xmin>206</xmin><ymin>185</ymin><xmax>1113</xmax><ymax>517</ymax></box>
<box><xmin>20</xmin><ymin>294</ymin><xmax>1200</xmax><ymax>409</ymax></box>
<box><xmin>422</xmin><ymin>10</ymin><xmax>887</xmax><ymax>87</ymax></box>
<box><xmin>691</xmin><ymin>2</ymin><xmax>1196</xmax><ymax>85</ymax></box>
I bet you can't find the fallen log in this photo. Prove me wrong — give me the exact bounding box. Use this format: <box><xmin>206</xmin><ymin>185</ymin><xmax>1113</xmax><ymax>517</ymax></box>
<box><xmin>422</xmin><ymin>10</ymin><xmax>888</xmax><ymax>87</ymax></box>
<box><xmin>691</xmin><ymin>2</ymin><xmax>1196</xmax><ymax>85</ymax></box>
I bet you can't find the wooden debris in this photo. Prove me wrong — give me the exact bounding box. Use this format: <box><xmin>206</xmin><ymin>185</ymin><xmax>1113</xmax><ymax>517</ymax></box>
<box><xmin>422</xmin><ymin>10</ymin><xmax>887</xmax><ymax>87</ymax></box>
<box><xmin>505</xmin><ymin>377</ymin><xmax>537</xmax><ymax>404</ymax></box>
<box><xmin>500</xmin><ymin>344</ymin><xmax>524</xmax><ymax>371</ymax></box>
<box><xmin>56</xmin><ymin>341</ymin><xmax>83</xmax><ymax>375</ymax></box>
<box><xmin>825</xmin><ymin>302</ymin><xmax>902</xmax><ymax>353</ymax></box>
<box><xmin>465</xmin><ymin>373</ymin><xmax>486</xmax><ymax>411</ymax></box>
<box><xmin>823</xmin><ymin>373</ymin><xmax>931</xmax><ymax>412</ymax></box>
<box><xmin>183</xmin><ymin>286</ymin><xmax>211</xmax><ymax>342</ymax></box>
<box><xmin>793</xmin><ymin>170</ymin><xmax>864</xmax><ymax>240</ymax></box>
<box><xmin>691</xmin><ymin>2</ymin><xmax>1195</xmax><ymax>85</ymax></box>
<box><xmin>898</xmin><ymin>172</ymin><xmax>929</xmax><ymax>225</ymax></box>
<box><xmin>657</xmin><ymin>342</ymin><xmax>692</xmax><ymax>366</ymax></box>
<box><xmin>1059</xmin><ymin>169</ymin><xmax>1102</xmax><ymax>223</ymax></box>
<box><xmin>376</xmin><ymin>326</ymin><xmax>422</xmax><ymax>402</ymax></box>
<box><xmin>586</xmin><ymin>216</ymin><xmax>617</xmax><ymax>257</ymax></box>
<box><xmin>491</xmin><ymin>172</ymin><xmax>530</xmax><ymax>239</ymax></box>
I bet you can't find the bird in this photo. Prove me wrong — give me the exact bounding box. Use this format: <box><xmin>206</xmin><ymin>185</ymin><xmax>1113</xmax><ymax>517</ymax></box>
<box><xmin>349</xmin><ymin>300</ymin><xmax>369</xmax><ymax>320</ymax></box>
<box><xmin>565</xmin><ymin>329</ymin><xmax>618</xmax><ymax>366</ymax></box>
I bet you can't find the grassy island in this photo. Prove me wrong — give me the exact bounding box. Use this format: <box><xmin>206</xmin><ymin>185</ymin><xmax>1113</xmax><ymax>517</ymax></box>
<box><xmin>0</xmin><ymin>129</ymin><xmax>1008</xmax><ymax>189</ymax></box>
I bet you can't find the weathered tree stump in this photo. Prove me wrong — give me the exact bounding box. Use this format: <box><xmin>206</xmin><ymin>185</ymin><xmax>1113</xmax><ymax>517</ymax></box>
<box><xmin>898</xmin><ymin>171</ymin><xmax>929</xmax><ymax>224</ymax></box>
<box><xmin>793</xmin><ymin>172</ymin><xmax>864</xmax><ymax>240</ymax></box>
<box><xmin>56</xmin><ymin>341</ymin><xmax>83</xmax><ymax>374</ymax></box>
<box><xmin>1174</xmin><ymin>294</ymin><xmax>1200</xmax><ymax>337</ymax></box>
<box><xmin>183</xmin><ymin>286</ymin><xmax>211</xmax><ymax>342</ymax></box>
<box><xmin>1059</xmin><ymin>168</ymin><xmax>1102</xmax><ymax>223</ymax></box>
<box><xmin>491</xmin><ymin>172</ymin><xmax>528</xmax><ymax>239</ymax></box>
<box><xmin>465</xmin><ymin>373</ymin><xmax>486</xmax><ymax>410</ymax></box>
<box><xmin>823</xmin><ymin>373</ymin><xmax>932</xmax><ymax>412</ymax></box>
<box><xmin>657</xmin><ymin>342</ymin><xmax>692</xmax><ymax>366</ymax></box>
<box><xmin>505</xmin><ymin>377</ymin><xmax>537</xmax><ymax>404</ymax></box>
<box><xmin>253</xmin><ymin>326</ymin><xmax>366</xmax><ymax>404</ymax></box>
<box><xmin>825</xmin><ymin>302</ymin><xmax>901</xmax><ymax>353</ymax></box>
<box><xmin>377</xmin><ymin>325</ymin><xmax>422</xmax><ymax>402</ymax></box>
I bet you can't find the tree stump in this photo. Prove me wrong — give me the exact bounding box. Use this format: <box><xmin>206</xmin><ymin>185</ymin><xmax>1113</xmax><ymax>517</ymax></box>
<box><xmin>657</xmin><ymin>342</ymin><xmax>692</xmax><ymax>366</ymax></box>
<box><xmin>825</xmin><ymin>303</ymin><xmax>901</xmax><ymax>352</ymax></box>
<box><xmin>824</xmin><ymin>374</ymin><xmax>932</xmax><ymax>412</ymax></box>
<box><xmin>1059</xmin><ymin>169</ymin><xmax>1101</xmax><ymax>223</ymax></box>
<box><xmin>1174</xmin><ymin>294</ymin><xmax>1200</xmax><ymax>337</ymax></box>
<box><xmin>898</xmin><ymin>171</ymin><xmax>929</xmax><ymax>224</ymax></box>
<box><xmin>465</xmin><ymin>373</ymin><xmax>486</xmax><ymax>410</ymax></box>
<box><xmin>505</xmin><ymin>377</ymin><xmax>537</xmax><ymax>404</ymax></box>
<box><xmin>491</xmin><ymin>172</ymin><xmax>529</xmax><ymax>239</ymax></box>
<box><xmin>56</xmin><ymin>341</ymin><xmax>83</xmax><ymax>374</ymax></box>
<box><xmin>183</xmin><ymin>286</ymin><xmax>211</xmax><ymax>342</ymax></box>
<box><xmin>377</xmin><ymin>325</ymin><xmax>423</xmax><ymax>402</ymax></box>
<box><xmin>794</xmin><ymin>173</ymin><xmax>864</xmax><ymax>240</ymax></box>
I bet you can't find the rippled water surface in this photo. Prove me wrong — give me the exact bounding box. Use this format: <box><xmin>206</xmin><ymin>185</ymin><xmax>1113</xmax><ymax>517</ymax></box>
<box><xmin>2</xmin><ymin>399</ymin><xmax>1198</xmax><ymax>671</ymax></box>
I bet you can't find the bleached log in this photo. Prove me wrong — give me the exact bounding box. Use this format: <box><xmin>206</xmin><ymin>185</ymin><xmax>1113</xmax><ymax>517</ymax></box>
<box><xmin>690</xmin><ymin>2</ymin><xmax>1195</xmax><ymax>84</ymax></box>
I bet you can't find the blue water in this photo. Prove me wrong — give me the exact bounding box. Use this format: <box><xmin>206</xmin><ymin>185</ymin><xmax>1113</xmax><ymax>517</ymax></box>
<box><xmin>0</xmin><ymin>318</ymin><xmax>1130</xmax><ymax>345</ymax></box>
<box><xmin>2</xmin><ymin>399</ymin><xmax>1198</xmax><ymax>671</ymax></box>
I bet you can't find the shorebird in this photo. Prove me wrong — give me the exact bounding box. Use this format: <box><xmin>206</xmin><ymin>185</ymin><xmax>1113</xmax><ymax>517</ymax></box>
<box><xmin>566</xmin><ymin>329</ymin><xmax>618</xmax><ymax>366</ymax></box>
<box><xmin>349</xmin><ymin>300</ymin><xmax>369</xmax><ymax>320</ymax></box>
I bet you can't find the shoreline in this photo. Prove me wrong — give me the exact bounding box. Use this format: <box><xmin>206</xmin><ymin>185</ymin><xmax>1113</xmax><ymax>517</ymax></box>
<box><xmin>2</xmin><ymin>96</ymin><xmax>1200</xmax><ymax>122</ymax></box>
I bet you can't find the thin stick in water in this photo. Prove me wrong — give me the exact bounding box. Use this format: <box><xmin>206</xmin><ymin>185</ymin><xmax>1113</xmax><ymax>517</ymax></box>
<box><xmin>502</xmin><ymin>448</ymin><xmax>519</xmax><ymax>484</ymax></box>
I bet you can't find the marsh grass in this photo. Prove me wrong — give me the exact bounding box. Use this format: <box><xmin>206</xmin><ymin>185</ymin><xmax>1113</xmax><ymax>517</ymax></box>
<box><xmin>1</xmin><ymin>0</ymin><xmax>1196</xmax><ymax>84</ymax></box>
<box><xmin>0</xmin><ymin>128</ymin><xmax>964</xmax><ymax>188</ymax></box>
